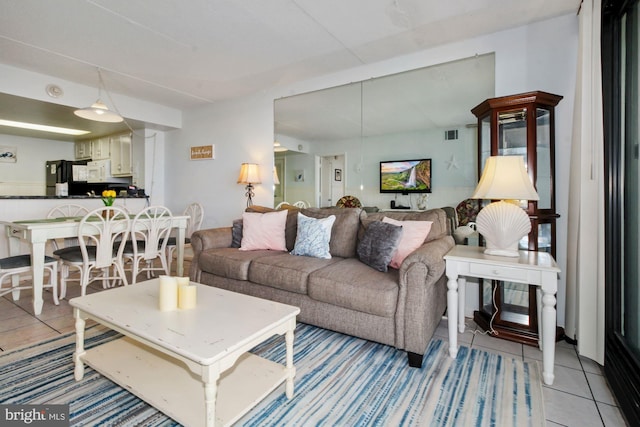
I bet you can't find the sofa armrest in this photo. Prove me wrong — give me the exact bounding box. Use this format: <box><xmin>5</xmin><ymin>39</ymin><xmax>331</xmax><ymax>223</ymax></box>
<box><xmin>400</xmin><ymin>235</ymin><xmax>455</xmax><ymax>278</ymax></box>
<box><xmin>189</xmin><ymin>227</ymin><xmax>232</xmax><ymax>281</ymax></box>
<box><xmin>395</xmin><ymin>235</ymin><xmax>455</xmax><ymax>354</ymax></box>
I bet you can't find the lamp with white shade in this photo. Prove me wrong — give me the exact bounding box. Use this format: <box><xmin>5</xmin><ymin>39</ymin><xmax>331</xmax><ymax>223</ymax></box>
<box><xmin>472</xmin><ymin>156</ymin><xmax>539</xmax><ymax>257</ymax></box>
<box><xmin>74</xmin><ymin>68</ymin><xmax>123</xmax><ymax>123</ymax></box>
<box><xmin>237</xmin><ymin>163</ymin><xmax>261</xmax><ymax>207</ymax></box>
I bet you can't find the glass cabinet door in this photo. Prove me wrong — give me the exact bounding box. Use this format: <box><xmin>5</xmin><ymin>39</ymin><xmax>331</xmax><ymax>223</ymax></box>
<box><xmin>497</xmin><ymin>108</ymin><xmax>528</xmax><ymax>159</ymax></box>
<box><xmin>536</xmin><ymin>107</ymin><xmax>553</xmax><ymax>211</ymax></box>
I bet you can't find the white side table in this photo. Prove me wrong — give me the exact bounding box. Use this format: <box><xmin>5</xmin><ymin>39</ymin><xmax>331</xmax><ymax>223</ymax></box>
<box><xmin>444</xmin><ymin>245</ymin><xmax>560</xmax><ymax>385</ymax></box>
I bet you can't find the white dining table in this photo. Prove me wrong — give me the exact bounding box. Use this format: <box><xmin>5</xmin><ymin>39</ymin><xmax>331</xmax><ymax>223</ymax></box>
<box><xmin>1</xmin><ymin>214</ymin><xmax>189</xmax><ymax>315</ymax></box>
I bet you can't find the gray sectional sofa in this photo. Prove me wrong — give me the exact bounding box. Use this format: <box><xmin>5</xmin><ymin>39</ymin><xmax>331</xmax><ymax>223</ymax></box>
<box><xmin>189</xmin><ymin>206</ymin><xmax>455</xmax><ymax>367</ymax></box>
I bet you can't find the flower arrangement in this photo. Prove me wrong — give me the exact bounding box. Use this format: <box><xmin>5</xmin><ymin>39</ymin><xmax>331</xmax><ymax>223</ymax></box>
<box><xmin>101</xmin><ymin>190</ymin><xmax>117</xmax><ymax>206</ymax></box>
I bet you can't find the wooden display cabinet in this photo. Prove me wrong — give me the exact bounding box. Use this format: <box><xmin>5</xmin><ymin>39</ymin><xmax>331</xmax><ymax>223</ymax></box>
<box><xmin>471</xmin><ymin>91</ymin><xmax>563</xmax><ymax>346</ymax></box>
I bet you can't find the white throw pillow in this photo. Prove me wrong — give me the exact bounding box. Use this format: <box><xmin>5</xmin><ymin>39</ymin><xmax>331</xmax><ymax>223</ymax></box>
<box><xmin>239</xmin><ymin>210</ymin><xmax>287</xmax><ymax>251</ymax></box>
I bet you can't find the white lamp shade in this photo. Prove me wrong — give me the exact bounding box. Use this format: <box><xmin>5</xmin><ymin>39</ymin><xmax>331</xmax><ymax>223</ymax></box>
<box><xmin>273</xmin><ymin>165</ymin><xmax>280</xmax><ymax>185</ymax></box>
<box><xmin>237</xmin><ymin>163</ymin><xmax>261</xmax><ymax>184</ymax></box>
<box><xmin>74</xmin><ymin>100</ymin><xmax>123</xmax><ymax>123</ymax></box>
<box><xmin>472</xmin><ymin>156</ymin><xmax>537</xmax><ymax>257</ymax></box>
<box><xmin>472</xmin><ymin>156</ymin><xmax>539</xmax><ymax>201</ymax></box>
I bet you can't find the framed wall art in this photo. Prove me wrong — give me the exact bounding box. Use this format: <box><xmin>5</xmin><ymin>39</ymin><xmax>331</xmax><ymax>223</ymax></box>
<box><xmin>0</xmin><ymin>146</ymin><xmax>17</xmax><ymax>163</ymax></box>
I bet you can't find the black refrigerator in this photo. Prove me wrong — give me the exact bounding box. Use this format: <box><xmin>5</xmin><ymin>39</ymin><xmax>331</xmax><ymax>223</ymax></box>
<box><xmin>45</xmin><ymin>160</ymin><xmax>89</xmax><ymax>196</ymax></box>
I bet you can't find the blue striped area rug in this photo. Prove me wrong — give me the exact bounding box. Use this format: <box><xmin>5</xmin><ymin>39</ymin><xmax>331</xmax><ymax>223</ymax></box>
<box><xmin>0</xmin><ymin>323</ymin><xmax>544</xmax><ymax>426</ymax></box>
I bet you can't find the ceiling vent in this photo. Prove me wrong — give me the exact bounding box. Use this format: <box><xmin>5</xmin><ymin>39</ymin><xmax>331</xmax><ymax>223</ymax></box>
<box><xmin>444</xmin><ymin>129</ymin><xmax>458</xmax><ymax>140</ymax></box>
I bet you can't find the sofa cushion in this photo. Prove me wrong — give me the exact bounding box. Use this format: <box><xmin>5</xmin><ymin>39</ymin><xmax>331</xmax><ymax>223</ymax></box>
<box><xmin>301</xmin><ymin>207</ymin><xmax>364</xmax><ymax>258</ymax></box>
<box><xmin>246</xmin><ymin>205</ymin><xmax>300</xmax><ymax>251</ymax></box>
<box><xmin>248</xmin><ymin>253</ymin><xmax>342</xmax><ymax>294</ymax></box>
<box><xmin>382</xmin><ymin>217</ymin><xmax>433</xmax><ymax>269</ymax></box>
<box><xmin>239</xmin><ymin>210</ymin><xmax>287</xmax><ymax>251</ymax></box>
<box><xmin>357</xmin><ymin>220</ymin><xmax>403</xmax><ymax>272</ymax></box>
<box><xmin>198</xmin><ymin>247</ymin><xmax>279</xmax><ymax>281</ymax></box>
<box><xmin>291</xmin><ymin>213</ymin><xmax>336</xmax><ymax>259</ymax></box>
<box><xmin>307</xmin><ymin>258</ymin><xmax>399</xmax><ymax>317</ymax></box>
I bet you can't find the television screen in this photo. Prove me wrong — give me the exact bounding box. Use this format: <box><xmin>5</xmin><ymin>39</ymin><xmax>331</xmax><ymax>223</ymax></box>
<box><xmin>380</xmin><ymin>159</ymin><xmax>432</xmax><ymax>194</ymax></box>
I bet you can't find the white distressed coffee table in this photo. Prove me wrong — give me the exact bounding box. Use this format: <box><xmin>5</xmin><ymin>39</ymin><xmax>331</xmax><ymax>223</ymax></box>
<box><xmin>70</xmin><ymin>279</ymin><xmax>300</xmax><ymax>427</ymax></box>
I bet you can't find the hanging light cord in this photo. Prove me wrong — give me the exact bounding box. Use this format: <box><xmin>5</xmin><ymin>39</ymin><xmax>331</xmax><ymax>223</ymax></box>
<box><xmin>96</xmin><ymin>67</ymin><xmax>156</xmax><ymax>140</ymax></box>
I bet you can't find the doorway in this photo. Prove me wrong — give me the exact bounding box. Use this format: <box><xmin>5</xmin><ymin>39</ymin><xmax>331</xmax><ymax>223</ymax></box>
<box><xmin>274</xmin><ymin>157</ymin><xmax>285</xmax><ymax>207</ymax></box>
<box><xmin>319</xmin><ymin>155</ymin><xmax>345</xmax><ymax>207</ymax></box>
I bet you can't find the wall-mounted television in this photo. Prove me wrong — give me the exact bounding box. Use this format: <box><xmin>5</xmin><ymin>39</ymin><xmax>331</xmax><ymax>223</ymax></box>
<box><xmin>380</xmin><ymin>159</ymin><xmax>432</xmax><ymax>194</ymax></box>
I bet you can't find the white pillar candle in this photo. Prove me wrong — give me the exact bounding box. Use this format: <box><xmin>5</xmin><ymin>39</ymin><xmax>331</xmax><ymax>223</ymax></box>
<box><xmin>178</xmin><ymin>285</ymin><xmax>197</xmax><ymax>310</ymax></box>
<box><xmin>159</xmin><ymin>275</ymin><xmax>178</xmax><ymax>311</ymax></box>
<box><xmin>176</xmin><ymin>277</ymin><xmax>190</xmax><ymax>287</ymax></box>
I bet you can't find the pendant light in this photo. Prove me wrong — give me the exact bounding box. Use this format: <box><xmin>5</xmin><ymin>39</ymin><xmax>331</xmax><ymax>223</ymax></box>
<box><xmin>74</xmin><ymin>69</ymin><xmax>123</xmax><ymax>123</ymax></box>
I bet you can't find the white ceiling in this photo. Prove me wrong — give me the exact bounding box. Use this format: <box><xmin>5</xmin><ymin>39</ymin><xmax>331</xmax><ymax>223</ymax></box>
<box><xmin>0</xmin><ymin>0</ymin><xmax>580</xmax><ymax>139</ymax></box>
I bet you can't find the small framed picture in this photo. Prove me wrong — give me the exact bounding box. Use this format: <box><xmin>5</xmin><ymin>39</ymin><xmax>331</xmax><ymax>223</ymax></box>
<box><xmin>190</xmin><ymin>144</ymin><xmax>214</xmax><ymax>160</ymax></box>
<box><xmin>0</xmin><ymin>146</ymin><xmax>17</xmax><ymax>163</ymax></box>
<box><xmin>334</xmin><ymin>169</ymin><xmax>342</xmax><ymax>181</ymax></box>
<box><xmin>295</xmin><ymin>170</ymin><xmax>305</xmax><ymax>182</ymax></box>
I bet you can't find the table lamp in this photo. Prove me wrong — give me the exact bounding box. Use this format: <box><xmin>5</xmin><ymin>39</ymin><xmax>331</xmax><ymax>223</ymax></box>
<box><xmin>471</xmin><ymin>156</ymin><xmax>539</xmax><ymax>257</ymax></box>
<box><xmin>237</xmin><ymin>163</ymin><xmax>261</xmax><ymax>207</ymax></box>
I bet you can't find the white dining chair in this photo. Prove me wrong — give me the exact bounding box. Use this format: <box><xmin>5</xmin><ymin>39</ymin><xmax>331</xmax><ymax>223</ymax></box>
<box><xmin>122</xmin><ymin>206</ymin><xmax>174</xmax><ymax>284</ymax></box>
<box><xmin>292</xmin><ymin>200</ymin><xmax>309</xmax><ymax>208</ymax></box>
<box><xmin>57</xmin><ymin>206</ymin><xmax>130</xmax><ymax>298</ymax></box>
<box><xmin>0</xmin><ymin>254</ymin><xmax>59</xmax><ymax>307</ymax></box>
<box><xmin>275</xmin><ymin>201</ymin><xmax>291</xmax><ymax>209</ymax></box>
<box><xmin>47</xmin><ymin>204</ymin><xmax>90</xmax><ymax>253</ymax></box>
<box><xmin>166</xmin><ymin>202</ymin><xmax>204</xmax><ymax>273</ymax></box>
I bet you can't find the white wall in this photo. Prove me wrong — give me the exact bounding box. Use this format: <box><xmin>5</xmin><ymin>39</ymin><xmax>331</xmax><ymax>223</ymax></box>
<box><xmin>165</xmin><ymin>13</ymin><xmax>578</xmax><ymax>326</ymax></box>
<box><xmin>0</xmin><ymin>134</ymin><xmax>75</xmax><ymax>195</ymax></box>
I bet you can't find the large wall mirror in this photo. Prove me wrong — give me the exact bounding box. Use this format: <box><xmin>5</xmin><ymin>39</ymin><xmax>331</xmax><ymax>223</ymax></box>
<box><xmin>274</xmin><ymin>53</ymin><xmax>495</xmax><ymax>210</ymax></box>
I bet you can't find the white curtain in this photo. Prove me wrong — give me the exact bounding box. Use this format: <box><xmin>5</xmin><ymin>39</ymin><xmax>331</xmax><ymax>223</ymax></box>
<box><xmin>565</xmin><ymin>0</ymin><xmax>605</xmax><ymax>364</ymax></box>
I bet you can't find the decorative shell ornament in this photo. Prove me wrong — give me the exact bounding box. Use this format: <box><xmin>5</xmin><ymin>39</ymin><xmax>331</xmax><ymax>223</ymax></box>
<box><xmin>476</xmin><ymin>200</ymin><xmax>531</xmax><ymax>257</ymax></box>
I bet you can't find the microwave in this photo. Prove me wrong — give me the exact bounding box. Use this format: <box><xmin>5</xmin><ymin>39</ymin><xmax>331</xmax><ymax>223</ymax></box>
<box><xmin>87</xmin><ymin>160</ymin><xmax>129</xmax><ymax>183</ymax></box>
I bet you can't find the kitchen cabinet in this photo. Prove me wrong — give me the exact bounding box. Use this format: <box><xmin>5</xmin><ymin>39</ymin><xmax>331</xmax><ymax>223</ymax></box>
<box><xmin>110</xmin><ymin>132</ymin><xmax>133</xmax><ymax>176</ymax></box>
<box><xmin>75</xmin><ymin>137</ymin><xmax>110</xmax><ymax>160</ymax></box>
<box><xmin>471</xmin><ymin>90</ymin><xmax>563</xmax><ymax>346</ymax></box>
<box><xmin>74</xmin><ymin>140</ymin><xmax>92</xmax><ymax>160</ymax></box>
<box><xmin>91</xmin><ymin>137</ymin><xmax>110</xmax><ymax>160</ymax></box>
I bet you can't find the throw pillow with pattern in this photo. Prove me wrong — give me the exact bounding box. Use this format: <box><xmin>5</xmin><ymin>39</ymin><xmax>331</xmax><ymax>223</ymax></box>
<box><xmin>291</xmin><ymin>213</ymin><xmax>336</xmax><ymax>259</ymax></box>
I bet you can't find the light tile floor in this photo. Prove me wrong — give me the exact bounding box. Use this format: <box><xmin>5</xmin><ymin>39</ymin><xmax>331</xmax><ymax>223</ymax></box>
<box><xmin>0</xmin><ymin>278</ymin><xmax>629</xmax><ymax>427</ymax></box>
<box><xmin>433</xmin><ymin>319</ymin><xmax>628</xmax><ymax>427</ymax></box>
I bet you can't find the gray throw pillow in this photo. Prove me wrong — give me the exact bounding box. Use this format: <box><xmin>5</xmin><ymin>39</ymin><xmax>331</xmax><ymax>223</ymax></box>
<box><xmin>357</xmin><ymin>221</ymin><xmax>403</xmax><ymax>272</ymax></box>
<box><xmin>231</xmin><ymin>219</ymin><xmax>243</xmax><ymax>248</ymax></box>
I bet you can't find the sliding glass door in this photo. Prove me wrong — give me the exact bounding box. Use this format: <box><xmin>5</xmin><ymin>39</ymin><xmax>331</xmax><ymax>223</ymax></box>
<box><xmin>603</xmin><ymin>0</ymin><xmax>640</xmax><ymax>423</ymax></box>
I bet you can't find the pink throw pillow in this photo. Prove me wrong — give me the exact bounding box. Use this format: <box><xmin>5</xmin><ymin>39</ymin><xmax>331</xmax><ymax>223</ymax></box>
<box><xmin>382</xmin><ymin>217</ymin><xmax>433</xmax><ymax>269</ymax></box>
<box><xmin>239</xmin><ymin>210</ymin><xmax>287</xmax><ymax>251</ymax></box>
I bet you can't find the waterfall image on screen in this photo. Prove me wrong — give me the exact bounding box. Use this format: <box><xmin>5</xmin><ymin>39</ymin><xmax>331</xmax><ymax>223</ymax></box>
<box><xmin>380</xmin><ymin>159</ymin><xmax>431</xmax><ymax>194</ymax></box>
